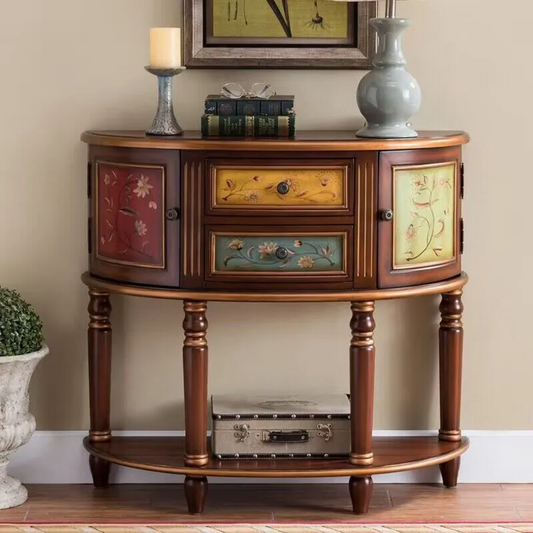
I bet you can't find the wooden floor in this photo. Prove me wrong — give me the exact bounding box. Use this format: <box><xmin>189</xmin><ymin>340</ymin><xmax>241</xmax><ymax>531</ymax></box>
<box><xmin>0</xmin><ymin>484</ymin><xmax>531</xmax><ymax>523</ymax></box>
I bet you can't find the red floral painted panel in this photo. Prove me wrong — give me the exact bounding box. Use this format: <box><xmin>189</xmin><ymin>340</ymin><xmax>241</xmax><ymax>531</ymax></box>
<box><xmin>96</xmin><ymin>162</ymin><xmax>165</xmax><ymax>269</ymax></box>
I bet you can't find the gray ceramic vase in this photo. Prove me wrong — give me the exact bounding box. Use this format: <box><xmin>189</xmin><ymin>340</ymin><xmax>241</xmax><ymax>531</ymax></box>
<box><xmin>356</xmin><ymin>17</ymin><xmax>421</xmax><ymax>139</ymax></box>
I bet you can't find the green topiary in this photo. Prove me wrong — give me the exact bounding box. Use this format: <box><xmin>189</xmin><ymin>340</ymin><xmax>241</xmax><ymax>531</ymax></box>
<box><xmin>0</xmin><ymin>287</ymin><xmax>44</xmax><ymax>356</ymax></box>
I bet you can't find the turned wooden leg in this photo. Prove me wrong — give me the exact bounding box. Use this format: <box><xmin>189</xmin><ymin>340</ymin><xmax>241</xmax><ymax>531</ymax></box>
<box><xmin>183</xmin><ymin>301</ymin><xmax>209</xmax><ymax>467</ymax></box>
<box><xmin>89</xmin><ymin>456</ymin><xmax>111</xmax><ymax>488</ymax></box>
<box><xmin>440</xmin><ymin>457</ymin><xmax>461</xmax><ymax>488</ymax></box>
<box><xmin>87</xmin><ymin>289</ymin><xmax>113</xmax><ymax>488</ymax></box>
<box><xmin>184</xmin><ymin>476</ymin><xmax>208</xmax><ymax>514</ymax></box>
<box><xmin>438</xmin><ymin>289</ymin><xmax>464</xmax><ymax>488</ymax></box>
<box><xmin>348</xmin><ymin>302</ymin><xmax>375</xmax><ymax>514</ymax></box>
<box><xmin>349</xmin><ymin>476</ymin><xmax>373</xmax><ymax>514</ymax></box>
<box><xmin>349</xmin><ymin>301</ymin><xmax>376</xmax><ymax>467</ymax></box>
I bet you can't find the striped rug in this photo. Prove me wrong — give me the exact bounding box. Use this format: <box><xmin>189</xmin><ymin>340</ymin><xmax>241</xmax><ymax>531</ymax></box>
<box><xmin>0</xmin><ymin>524</ymin><xmax>532</xmax><ymax>533</ymax></box>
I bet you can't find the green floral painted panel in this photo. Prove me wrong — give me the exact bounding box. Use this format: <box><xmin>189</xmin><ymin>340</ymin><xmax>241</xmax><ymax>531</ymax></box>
<box><xmin>213</xmin><ymin>235</ymin><xmax>345</xmax><ymax>273</ymax></box>
<box><xmin>394</xmin><ymin>163</ymin><xmax>456</xmax><ymax>269</ymax></box>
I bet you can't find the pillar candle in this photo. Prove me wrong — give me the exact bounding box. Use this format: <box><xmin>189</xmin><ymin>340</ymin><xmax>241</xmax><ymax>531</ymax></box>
<box><xmin>150</xmin><ymin>28</ymin><xmax>182</xmax><ymax>68</ymax></box>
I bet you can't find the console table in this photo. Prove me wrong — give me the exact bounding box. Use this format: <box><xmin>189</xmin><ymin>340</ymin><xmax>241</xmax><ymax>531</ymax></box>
<box><xmin>81</xmin><ymin>130</ymin><xmax>469</xmax><ymax>515</ymax></box>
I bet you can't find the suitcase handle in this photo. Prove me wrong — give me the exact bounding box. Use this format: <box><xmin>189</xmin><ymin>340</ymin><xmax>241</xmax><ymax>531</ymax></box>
<box><xmin>262</xmin><ymin>430</ymin><xmax>309</xmax><ymax>443</ymax></box>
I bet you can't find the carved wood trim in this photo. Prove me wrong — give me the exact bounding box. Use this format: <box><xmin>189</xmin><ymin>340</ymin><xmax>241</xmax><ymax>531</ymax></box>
<box><xmin>181</xmin><ymin>155</ymin><xmax>204</xmax><ymax>288</ymax></box>
<box><xmin>183</xmin><ymin>161</ymin><xmax>189</xmax><ymax>277</ymax></box>
<box><xmin>190</xmin><ymin>162</ymin><xmax>196</xmax><ymax>277</ymax></box>
<box><xmin>355</xmin><ymin>154</ymin><xmax>377</xmax><ymax>288</ymax></box>
<box><xmin>196</xmin><ymin>162</ymin><xmax>203</xmax><ymax>277</ymax></box>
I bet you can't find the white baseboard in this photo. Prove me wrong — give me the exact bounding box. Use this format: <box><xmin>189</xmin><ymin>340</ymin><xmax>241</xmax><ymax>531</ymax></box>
<box><xmin>7</xmin><ymin>430</ymin><xmax>533</xmax><ymax>484</ymax></box>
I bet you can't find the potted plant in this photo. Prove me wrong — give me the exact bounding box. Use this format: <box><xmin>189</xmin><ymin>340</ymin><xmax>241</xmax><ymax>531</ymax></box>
<box><xmin>0</xmin><ymin>286</ymin><xmax>48</xmax><ymax>508</ymax></box>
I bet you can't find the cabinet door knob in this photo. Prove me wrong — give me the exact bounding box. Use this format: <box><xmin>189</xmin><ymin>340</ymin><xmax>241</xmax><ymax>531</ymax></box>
<box><xmin>275</xmin><ymin>247</ymin><xmax>289</xmax><ymax>260</ymax></box>
<box><xmin>381</xmin><ymin>209</ymin><xmax>393</xmax><ymax>222</ymax></box>
<box><xmin>277</xmin><ymin>182</ymin><xmax>290</xmax><ymax>195</ymax></box>
<box><xmin>166</xmin><ymin>208</ymin><xmax>180</xmax><ymax>221</ymax></box>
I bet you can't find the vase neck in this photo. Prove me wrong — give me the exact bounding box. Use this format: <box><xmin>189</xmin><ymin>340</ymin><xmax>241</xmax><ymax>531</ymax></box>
<box><xmin>371</xmin><ymin>18</ymin><xmax>411</xmax><ymax>68</ymax></box>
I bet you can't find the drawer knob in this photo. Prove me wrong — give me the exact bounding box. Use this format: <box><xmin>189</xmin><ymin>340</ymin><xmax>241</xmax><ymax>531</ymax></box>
<box><xmin>275</xmin><ymin>247</ymin><xmax>289</xmax><ymax>260</ymax></box>
<box><xmin>277</xmin><ymin>182</ymin><xmax>290</xmax><ymax>195</ymax></box>
<box><xmin>381</xmin><ymin>209</ymin><xmax>393</xmax><ymax>222</ymax></box>
<box><xmin>165</xmin><ymin>208</ymin><xmax>180</xmax><ymax>221</ymax></box>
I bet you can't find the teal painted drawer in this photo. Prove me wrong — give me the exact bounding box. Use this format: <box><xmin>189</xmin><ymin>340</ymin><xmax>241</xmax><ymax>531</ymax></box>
<box><xmin>205</xmin><ymin>225</ymin><xmax>354</xmax><ymax>285</ymax></box>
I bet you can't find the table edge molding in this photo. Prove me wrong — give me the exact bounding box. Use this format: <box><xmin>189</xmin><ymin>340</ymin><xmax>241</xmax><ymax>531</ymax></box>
<box><xmin>81</xmin><ymin>272</ymin><xmax>468</xmax><ymax>302</ymax></box>
<box><xmin>81</xmin><ymin>131</ymin><xmax>471</xmax><ymax>152</ymax></box>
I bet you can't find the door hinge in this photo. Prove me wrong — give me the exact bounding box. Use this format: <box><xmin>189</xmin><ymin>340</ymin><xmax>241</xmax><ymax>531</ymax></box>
<box><xmin>460</xmin><ymin>218</ymin><xmax>464</xmax><ymax>254</ymax></box>
<box><xmin>460</xmin><ymin>162</ymin><xmax>464</xmax><ymax>199</ymax></box>
<box><xmin>87</xmin><ymin>162</ymin><xmax>92</xmax><ymax>198</ymax></box>
<box><xmin>88</xmin><ymin>218</ymin><xmax>92</xmax><ymax>255</ymax></box>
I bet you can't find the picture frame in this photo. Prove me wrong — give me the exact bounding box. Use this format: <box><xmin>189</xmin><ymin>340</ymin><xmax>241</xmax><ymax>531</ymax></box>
<box><xmin>183</xmin><ymin>0</ymin><xmax>377</xmax><ymax>69</ymax></box>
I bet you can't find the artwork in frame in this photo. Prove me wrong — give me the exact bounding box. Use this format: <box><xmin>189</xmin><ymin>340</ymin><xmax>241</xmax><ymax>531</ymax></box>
<box><xmin>183</xmin><ymin>0</ymin><xmax>377</xmax><ymax>69</ymax></box>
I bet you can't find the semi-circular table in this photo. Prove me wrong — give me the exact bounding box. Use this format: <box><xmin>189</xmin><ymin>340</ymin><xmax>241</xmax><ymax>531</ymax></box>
<box><xmin>81</xmin><ymin>130</ymin><xmax>469</xmax><ymax>515</ymax></box>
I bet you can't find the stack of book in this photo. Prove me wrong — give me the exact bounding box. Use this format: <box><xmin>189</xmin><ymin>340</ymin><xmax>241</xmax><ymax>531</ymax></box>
<box><xmin>201</xmin><ymin>94</ymin><xmax>296</xmax><ymax>138</ymax></box>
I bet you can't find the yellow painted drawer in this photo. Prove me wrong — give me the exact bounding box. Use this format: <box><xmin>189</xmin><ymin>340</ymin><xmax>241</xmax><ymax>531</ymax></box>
<box><xmin>206</xmin><ymin>159</ymin><xmax>354</xmax><ymax>215</ymax></box>
<box><xmin>205</xmin><ymin>225</ymin><xmax>354</xmax><ymax>286</ymax></box>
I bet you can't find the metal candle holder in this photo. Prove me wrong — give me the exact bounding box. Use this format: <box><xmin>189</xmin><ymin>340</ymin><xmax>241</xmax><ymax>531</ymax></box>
<box><xmin>145</xmin><ymin>66</ymin><xmax>186</xmax><ymax>136</ymax></box>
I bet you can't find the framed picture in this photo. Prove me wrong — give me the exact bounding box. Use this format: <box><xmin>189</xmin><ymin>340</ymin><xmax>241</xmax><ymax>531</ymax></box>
<box><xmin>183</xmin><ymin>0</ymin><xmax>377</xmax><ymax>69</ymax></box>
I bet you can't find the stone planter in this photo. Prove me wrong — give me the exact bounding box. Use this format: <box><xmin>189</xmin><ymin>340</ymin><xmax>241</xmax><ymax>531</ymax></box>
<box><xmin>0</xmin><ymin>344</ymin><xmax>48</xmax><ymax>508</ymax></box>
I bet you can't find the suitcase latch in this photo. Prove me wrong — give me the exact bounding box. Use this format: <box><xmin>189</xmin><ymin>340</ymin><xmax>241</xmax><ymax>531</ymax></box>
<box><xmin>234</xmin><ymin>424</ymin><xmax>250</xmax><ymax>442</ymax></box>
<box><xmin>262</xmin><ymin>430</ymin><xmax>309</xmax><ymax>443</ymax></box>
<box><xmin>317</xmin><ymin>423</ymin><xmax>333</xmax><ymax>441</ymax></box>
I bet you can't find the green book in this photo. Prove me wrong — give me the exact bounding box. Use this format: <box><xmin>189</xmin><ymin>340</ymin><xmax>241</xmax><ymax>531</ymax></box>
<box><xmin>201</xmin><ymin>115</ymin><xmax>296</xmax><ymax>137</ymax></box>
<box><xmin>204</xmin><ymin>96</ymin><xmax>295</xmax><ymax>116</ymax></box>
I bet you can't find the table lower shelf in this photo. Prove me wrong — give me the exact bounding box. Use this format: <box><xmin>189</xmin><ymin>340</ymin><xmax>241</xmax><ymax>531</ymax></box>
<box><xmin>84</xmin><ymin>436</ymin><xmax>469</xmax><ymax>478</ymax></box>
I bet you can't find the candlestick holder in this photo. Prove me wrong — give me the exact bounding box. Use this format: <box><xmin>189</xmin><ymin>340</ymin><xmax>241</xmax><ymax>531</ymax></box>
<box><xmin>145</xmin><ymin>66</ymin><xmax>186</xmax><ymax>136</ymax></box>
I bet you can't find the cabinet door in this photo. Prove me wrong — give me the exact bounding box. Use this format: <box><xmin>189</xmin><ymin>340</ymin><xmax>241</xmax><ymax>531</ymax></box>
<box><xmin>377</xmin><ymin>147</ymin><xmax>463</xmax><ymax>288</ymax></box>
<box><xmin>89</xmin><ymin>146</ymin><xmax>181</xmax><ymax>287</ymax></box>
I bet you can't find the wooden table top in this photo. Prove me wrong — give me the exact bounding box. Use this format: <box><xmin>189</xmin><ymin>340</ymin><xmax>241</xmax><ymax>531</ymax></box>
<box><xmin>81</xmin><ymin>130</ymin><xmax>470</xmax><ymax>151</ymax></box>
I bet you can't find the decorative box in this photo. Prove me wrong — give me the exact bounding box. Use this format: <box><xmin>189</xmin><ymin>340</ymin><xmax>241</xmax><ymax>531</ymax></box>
<box><xmin>211</xmin><ymin>394</ymin><xmax>350</xmax><ymax>459</ymax></box>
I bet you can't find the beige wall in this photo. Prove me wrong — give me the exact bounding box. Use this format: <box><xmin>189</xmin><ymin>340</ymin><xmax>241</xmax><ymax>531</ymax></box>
<box><xmin>1</xmin><ymin>0</ymin><xmax>531</xmax><ymax>431</ymax></box>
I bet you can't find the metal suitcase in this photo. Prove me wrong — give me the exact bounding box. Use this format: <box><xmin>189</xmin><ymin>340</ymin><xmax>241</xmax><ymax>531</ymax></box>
<box><xmin>211</xmin><ymin>394</ymin><xmax>350</xmax><ymax>459</ymax></box>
